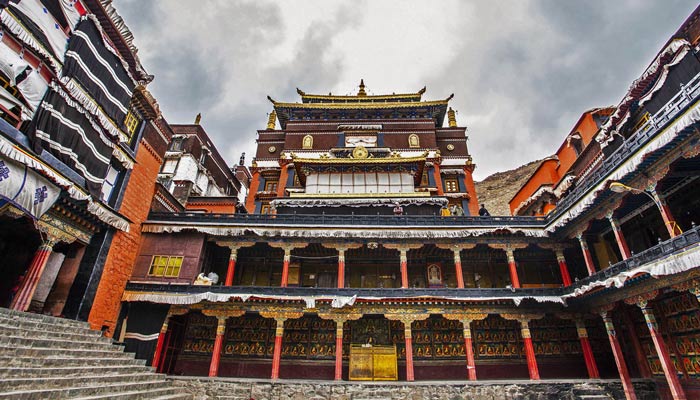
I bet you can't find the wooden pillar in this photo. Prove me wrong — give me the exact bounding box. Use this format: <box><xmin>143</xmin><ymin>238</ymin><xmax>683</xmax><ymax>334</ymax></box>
<box><xmin>334</xmin><ymin>321</ymin><xmax>344</xmax><ymax>380</ymax></box>
<box><xmin>639</xmin><ymin>304</ymin><xmax>686</xmax><ymax>400</ymax></box>
<box><xmin>11</xmin><ymin>241</ymin><xmax>55</xmax><ymax>312</ymax></box>
<box><xmin>577</xmin><ymin>234</ymin><xmax>597</xmax><ymax>276</ymax></box>
<box><xmin>575</xmin><ymin>320</ymin><xmax>600</xmax><ymax>379</ymax></box>
<box><xmin>621</xmin><ymin>311</ymin><xmax>652</xmax><ymax>378</ymax></box>
<box><xmin>245</xmin><ymin>169</ymin><xmax>261</xmax><ymax>213</ymax></box>
<box><xmin>225</xmin><ymin>247</ymin><xmax>238</xmax><ymax>286</ymax></box>
<box><xmin>555</xmin><ymin>249</ymin><xmax>572</xmax><ymax>287</ymax></box>
<box><xmin>433</xmin><ymin>163</ymin><xmax>444</xmax><ymax>195</ymax></box>
<box><xmin>208</xmin><ymin>317</ymin><xmax>227</xmax><ymax>377</ymax></box>
<box><xmin>453</xmin><ymin>249</ymin><xmax>465</xmax><ymax>289</ymax></box>
<box><xmin>520</xmin><ymin>320</ymin><xmax>540</xmax><ymax>380</ymax></box>
<box><xmin>506</xmin><ymin>249</ymin><xmax>520</xmax><ymax>289</ymax></box>
<box><xmin>319</xmin><ymin>312</ymin><xmax>361</xmax><ymax>382</ymax></box>
<box><xmin>650</xmin><ymin>187</ymin><xmax>679</xmax><ymax>237</ymax></box>
<box><xmin>337</xmin><ymin>249</ymin><xmax>345</xmax><ymax>289</ymax></box>
<box><xmin>601</xmin><ymin>311</ymin><xmax>637</xmax><ymax>400</ymax></box>
<box><xmin>399</xmin><ymin>249</ymin><xmax>408</xmax><ymax>289</ymax></box>
<box><xmin>404</xmin><ymin>322</ymin><xmax>415</xmax><ymax>381</ymax></box>
<box><xmin>277</xmin><ymin>164</ymin><xmax>289</xmax><ymax>198</ymax></box>
<box><xmin>463</xmin><ymin>321</ymin><xmax>477</xmax><ymax>380</ymax></box>
<box><xmin>152</xmin><ymin>316</ymin><xmax>169</xmax><ymax>371</ymax></box>
<box><xmin>444</xmin><ymin>313</ymin><xmax>487</xmax><ymax>381</ymax></box>
<box><xmin>271</xmin><ymin>318</ymin><xmax>284</xmax><ymax>380</ymax></box>
<box><xmin>280</xmin><ymin>247</ymin><xmax>291</xmax><ymax>288</ymax></box>
<box><xmin>607</xmin><ymin>213</ymin><xmax>632</xmax><ymax>260</ymax></box>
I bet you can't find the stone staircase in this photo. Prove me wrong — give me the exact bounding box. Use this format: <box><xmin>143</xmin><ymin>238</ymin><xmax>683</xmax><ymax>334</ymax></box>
<box><xmin>573</xmin><ymin>383</ymin><xmax>613</xmax><ymax>399</ymax></box>
<box><xmin>0</xmin><ymin>307</ymin><xmax>191</xmax><ymax>399</ymax></box>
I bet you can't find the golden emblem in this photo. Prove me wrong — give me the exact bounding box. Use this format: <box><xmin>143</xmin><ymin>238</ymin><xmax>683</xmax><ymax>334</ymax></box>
<box><xmin>268</xmin><ymin>146</ymin><xmax>277</xmax><ymax>153</ymax></box>
<box><xmin>352</xmin><ymin>145</ymin><xmax>369</xmax><ymax>159</ymax></box>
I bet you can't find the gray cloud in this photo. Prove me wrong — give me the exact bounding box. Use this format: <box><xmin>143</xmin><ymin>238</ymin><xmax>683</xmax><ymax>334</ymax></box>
<box><xmin>115</xmin><ymin>0</ymin><xmax>698</xmax><ymax>179</ymax></box>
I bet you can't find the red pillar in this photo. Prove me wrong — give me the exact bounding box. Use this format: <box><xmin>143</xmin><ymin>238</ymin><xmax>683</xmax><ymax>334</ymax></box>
<box><xmin>608</xmin><ymin>214</ymin><xmax>632</xmax><ymax>260</ymax></box>
<box><xmin>271</xmin><ymin>319</ymin><xmax>284</xmax><ymax>379</ymax></box>
<box><xmin>334</xmin><ymin>323</ymin><xmax>344</xmax><ymax>380</ymax></box>
<box><xmin>337</xmin><ymin>249</ymin><xmax>345</xmax><ymax>289</ymax></box>
<box><xmin>400</xmin><ymin>249</ymin><xmax>408</xmax><ymax>288</ymax></box>
<box><xmin>281</xmin><ymin>248</ymin><xmax>291</xmax><ymax>288</ymax></box>
<box><xmin>245</xmin><ymin>170</ymin><xmax>261</xmax><ymax>214</ymax></box>
<box><xmin>575</xmin><ymin>320</ymin><xmax>600</xmax><ymax>379</ymax></box>
<box><xmin>577</xmin><ymin>234</ymin><xmax>597</xmax><ymax>276</ymax></box>
<box><xmin>276</xmin><ymin>164</ymin><xmax>289</xmax><ymax>198</ymax></box>
<box><xmin>621</xmin><ymin>311</ymin><xmax>652</xmax><ymax>378</ymax></box>
<box><xmin>463</xmin><ymin>322</ymin><xmax>477</xmax><ymax>380</ymax></box>
<box><xmin>555</xmin><ymin>249</ymin><xmax>572</xmax><ymax>287</ymax></box>
<box><xmin>520</xmin><ymin>321</ymin><xmax>540</xmax><ymax>380</ymax></box>
<box><xmin>404</xmin><ymin>324</ymin><xmax>415</xmax><ymax>381</ymax></box>
<box><xmin>454</xmin><ymin>250</ymin><xmax>465</xmax><ymax>289</ymax></box>
<box><xmin>506</xmin><ymin>249</ymin><xmax>520</xmax><ymax>289</ymax></box>
<box><xmin>602</xmin><ymin>313</ymin><xmax>637</xmax><ymax>400</ymax></box>
<box><xmin>224</xmin><ymin>248</ymin><xmax>238</xmax><ymax>286</ymax></box>
<box><xmin>152</xmin><ymin>318</ymin><xmax>169</xmax><ymax>371</ymax></box>
<box><xmin>433</xmin><ymin>163</ymin><xmax>444</xmax><ymax>195</ymax></box>
<box><xmin>208</xmin><ymin>317</ymin><xmax>226</xmax><ymax>377</ymax></box>
<box><xmin>10</xmin><ymin>242</ymin><xmax>54</xmax><ymax>312</ymax></box>
<box><xmin>640</xmin><ymin>306</ymin><xmax>686</xmax><ymax>400</ymax></box>
<box><xmin>651</xmin><ymin>188</ymin><xmax>679</xmax><ymax>237</ymax></box>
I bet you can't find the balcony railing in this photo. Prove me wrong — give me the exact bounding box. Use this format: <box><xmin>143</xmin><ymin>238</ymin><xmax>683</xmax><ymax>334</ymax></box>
<box><xmin>146</xmin><ymin>211</ymin><xmax>547</xmax><ymax>227</ymax></box>
<box><xmin>547</xmin><ymin>71</ymin><xmax>700</xmax><ymax>223</ymax></box>
<box><xmin>126</xmin><ymin>225</ymin><xmax>700</xmax><ymax>301</ymax></box>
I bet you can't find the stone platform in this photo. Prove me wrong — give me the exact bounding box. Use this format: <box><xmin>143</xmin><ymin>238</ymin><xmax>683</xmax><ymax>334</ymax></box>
<box><xmin>169</xmin><ymin>376</ymin><xmax>658</xmax><ymax>400</ymax></box>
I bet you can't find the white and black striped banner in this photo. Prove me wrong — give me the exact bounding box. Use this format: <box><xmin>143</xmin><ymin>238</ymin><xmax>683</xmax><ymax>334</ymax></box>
<box><xmin>30</xmin><ymin>15</ymin><xmax>135</xmax><ymax>196</ymax></box>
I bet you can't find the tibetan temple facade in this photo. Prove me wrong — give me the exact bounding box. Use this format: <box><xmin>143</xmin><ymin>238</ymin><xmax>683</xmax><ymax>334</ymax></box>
<box><xmin>121</xmin><ymin>5</ymin><xmax>700</xmax><ymax>395</ymax></box>
<box><xmin>2</xmin><ymin>2</ymin><xmax>700</xmax><ymax>400</ymax></box>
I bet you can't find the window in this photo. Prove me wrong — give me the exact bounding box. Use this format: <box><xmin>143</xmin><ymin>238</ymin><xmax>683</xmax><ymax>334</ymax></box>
<box><xmin>162</xmin><ymin>159</ymin><xmax>178</xmax><ymax>174</ymax></box>
<box><xmin>170</xmin><ymin>137</ymin><xmax>184</xmax><ymax>152</ymax></box>
<box><xmin>265</xmin><ymin>180</ymin><xmax>278</xmax><ymax>192</ymax></box>
<box><xmin>148</xmin><ymin>256</ymin><xmax>184</xmax><ymax>277</ymax></box>
<box><xmin>100</xmin><ymin>164</ymin><xmax>120</xmax><ymax>203</ymax></box>
<box><xmin>123</xmin><ymin>111</ymin><xmax>140</xmax><ymax>139</ymax></box>
<box><xmin>445</xmin><ymin>178</ymin><xmax>459</xmax><ymax>193</ymax></box>
<box><xmin>261</xmin><ymin>203</ymin><xmax>271</xmax><ymax>214</ymax></box>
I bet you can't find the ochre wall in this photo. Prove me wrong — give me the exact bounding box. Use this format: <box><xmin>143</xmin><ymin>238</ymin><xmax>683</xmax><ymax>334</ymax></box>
<box><xmin>509</xmin><ymin>159</ymin><xmax>559</xmax><ymax>215</ymax></box>
<box><xmin>87</xmin><ymin>140</ymin><xmax>164</xmax><ymax>335</ymax></box>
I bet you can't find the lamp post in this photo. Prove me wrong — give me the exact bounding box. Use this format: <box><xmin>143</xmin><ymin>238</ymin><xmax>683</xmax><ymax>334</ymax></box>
<box><xmin>609</xmin><ymin>182</ymin><xmax>681</xmax><ymax>237</ymax></box>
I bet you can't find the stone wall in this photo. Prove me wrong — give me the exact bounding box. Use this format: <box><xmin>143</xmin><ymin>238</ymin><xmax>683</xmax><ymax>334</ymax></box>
<box><xmin>169</xmin><ymin>377</ymin><xmax>658</xmax><ymax>400</ymax></box>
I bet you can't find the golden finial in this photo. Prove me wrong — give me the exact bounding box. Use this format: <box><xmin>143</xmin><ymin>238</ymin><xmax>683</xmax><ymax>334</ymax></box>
<box><xmin>194</xmin><ymin>113</ymin><xmax>202</xmax><ymax>125</ymax></box>
<box><xmin>448</xmin><ymin>108</ymin><xmax>457</xmax><ymax>127</ymax></box>
<box><xmin>358</xmin><ymin>79</ymin><xmax>367</xmax><ymax>96</ymax></box>
<box><xmin>267</xmin><ymin>110</ymin><xmax>277</xmax><ymax>130</ymax></box>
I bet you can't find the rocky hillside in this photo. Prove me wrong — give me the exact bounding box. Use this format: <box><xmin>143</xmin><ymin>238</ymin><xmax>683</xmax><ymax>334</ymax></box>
<box><xmin>474</xmin><ymin>159</ymin><xmax>543</xmax><ymax>216</ymax></box>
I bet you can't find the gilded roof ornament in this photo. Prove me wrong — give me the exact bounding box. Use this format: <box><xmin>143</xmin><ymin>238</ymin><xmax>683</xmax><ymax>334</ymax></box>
<box><xmin>296</xmin><ymin>88</ymin><xmax>306</xmax><ymax>96</ymax></box>
<box><xmin>194</xmin><ymin>113</ymin><xmax>201</xmax><ymax>125</ymax></box>
<box><xmin>358</xmin><ymin>79</ymin><xmax>367</xmax><ymax>96</ymax></box>
<box><xmin>448</xmin><ymin>107</ymin><xmax>457</xmax><ymax>127</ymax></box>
<box><xmin>267</xmin><ymin>110</ymin><xmax>277</xmax><ymax>130</ymax></box>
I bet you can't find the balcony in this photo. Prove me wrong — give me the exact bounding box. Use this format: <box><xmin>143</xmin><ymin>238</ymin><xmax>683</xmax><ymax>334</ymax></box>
<box><xmin>125</xmin><ymin>225</ymin><xmax>700</xmax><ymax>303</ymax></box>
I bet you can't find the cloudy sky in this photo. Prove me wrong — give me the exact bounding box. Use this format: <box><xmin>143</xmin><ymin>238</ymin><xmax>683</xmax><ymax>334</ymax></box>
<box><xmin>115</xmin><ymin>0</ymin><xmax>697</xmax><ymax>180</ymax></box>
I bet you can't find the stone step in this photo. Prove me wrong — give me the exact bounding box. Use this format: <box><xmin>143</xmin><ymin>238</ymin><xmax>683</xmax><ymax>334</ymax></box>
<box><xmin>73</xmin><ymin>387</ymin><xmax>192</xmax><ymax>400</ymax></box>
<box><xmin>0</xmin><ymin>344</ymin><xmax>134</xmax><ymax>359</ymax></box>
<box><xmin>0</xmin><ymin>372</ymin><xmax>166</xmax><ymax>392</ymax></box>
<box><xmin>0</xmin><ymin>308</ymin><xmax>91</xmax><ymax>329</ymax></box>
<box><xmin>0</xmin><ymin>355</ymin><xmax>147</xmax><ymax>368</ymax></box>
<box><xmin>0</xmin><ymin>323</ymin><xmax>109</xmax><ymax>343</ymax></box>
<box><xmin>0</xmin><ymin>380</ymin><xmax>176</xmax><ymax>400</ymax></box>
<box><xmin>0</xmin><ymin>364</ymin><xmax>154</xmax><ymax>378</ymax></box>
<box><xmin>0</xmin><ymin>316</ymin><xmax>101</xmax><ymax>337</ymax></box>
<box><xmin>577</xmin><ymin>396</ymin><xmax>611</xmax><ymax>400</ymax></box>
<box><xmin>0</xmin><ymin>335</ymin><xmax>121</xmax><ymax>351</ymax></box>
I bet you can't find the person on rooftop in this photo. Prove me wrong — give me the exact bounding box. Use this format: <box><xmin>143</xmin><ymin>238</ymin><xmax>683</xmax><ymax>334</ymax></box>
<box><xmin>478</xmin><ymin>203</ymin><xmax>490</xmax><ymax>216</ymax></box>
